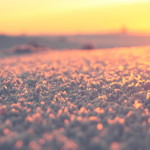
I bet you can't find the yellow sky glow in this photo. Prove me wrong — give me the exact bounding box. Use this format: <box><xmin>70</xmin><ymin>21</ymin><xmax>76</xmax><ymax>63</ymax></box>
<box><xmin>0</xmin><ymin>0</ymin><xmax>150</xmax><ymax>35</ymax></box>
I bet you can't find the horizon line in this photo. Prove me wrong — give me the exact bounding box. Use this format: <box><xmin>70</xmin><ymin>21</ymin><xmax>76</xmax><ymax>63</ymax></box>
<box><xmin>1</xmin><ymin>31</ymin><xmax>150</xmax><ymax>37</ymax></box>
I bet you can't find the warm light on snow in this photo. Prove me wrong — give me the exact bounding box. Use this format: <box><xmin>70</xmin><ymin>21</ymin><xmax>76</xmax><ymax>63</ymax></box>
<box><xmin>1</xmin><ymin>46</ymin><xmax>150</xmax><ymax>149</ymax></box>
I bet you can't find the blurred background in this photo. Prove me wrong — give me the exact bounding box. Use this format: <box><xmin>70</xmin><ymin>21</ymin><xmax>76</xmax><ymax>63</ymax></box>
<box><xmin>1</xmin><ymin>0</ymin><xmax>150</xmax><ymax>54</ymax></box>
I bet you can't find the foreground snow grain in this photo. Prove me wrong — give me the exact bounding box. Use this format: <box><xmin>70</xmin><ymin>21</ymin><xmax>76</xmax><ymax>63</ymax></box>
<box><xmin>0</xmin><ymin>47</ymin><xmax>150</xmax><ymax>150</ymax></box>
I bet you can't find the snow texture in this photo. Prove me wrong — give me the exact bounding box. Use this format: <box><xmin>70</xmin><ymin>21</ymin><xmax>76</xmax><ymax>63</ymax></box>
<box><xmin>0</xmin><ymin>47</ymin><xmax>150</xmax><ymax>150</ymax></box>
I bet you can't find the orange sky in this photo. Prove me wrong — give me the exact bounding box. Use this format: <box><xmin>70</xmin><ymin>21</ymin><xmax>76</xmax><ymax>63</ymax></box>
<box><xmin>0</xmin><ymin>0</ymin><xmax>150</xmax><ymax>35</ymax></box>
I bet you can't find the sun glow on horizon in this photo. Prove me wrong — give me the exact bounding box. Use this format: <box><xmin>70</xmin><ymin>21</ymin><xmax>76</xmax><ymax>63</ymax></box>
<box><xmin>0</xmin><ymin>0</ymin><xmax>150</xmax><ymax>35</ymax></box>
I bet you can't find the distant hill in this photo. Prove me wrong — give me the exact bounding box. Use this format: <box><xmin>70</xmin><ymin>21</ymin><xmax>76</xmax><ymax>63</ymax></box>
<box><xmin>0</xmin><ymin>34</ymin><xmax>150</xmax><ymax>51</ymax></box>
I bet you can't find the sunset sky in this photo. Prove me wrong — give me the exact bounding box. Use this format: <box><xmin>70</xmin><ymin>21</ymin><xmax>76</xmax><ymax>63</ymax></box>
<box><xmin>0</xmin><ymin>0</ymin><xmax>150</xmax><ymax>35</ymax></box>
